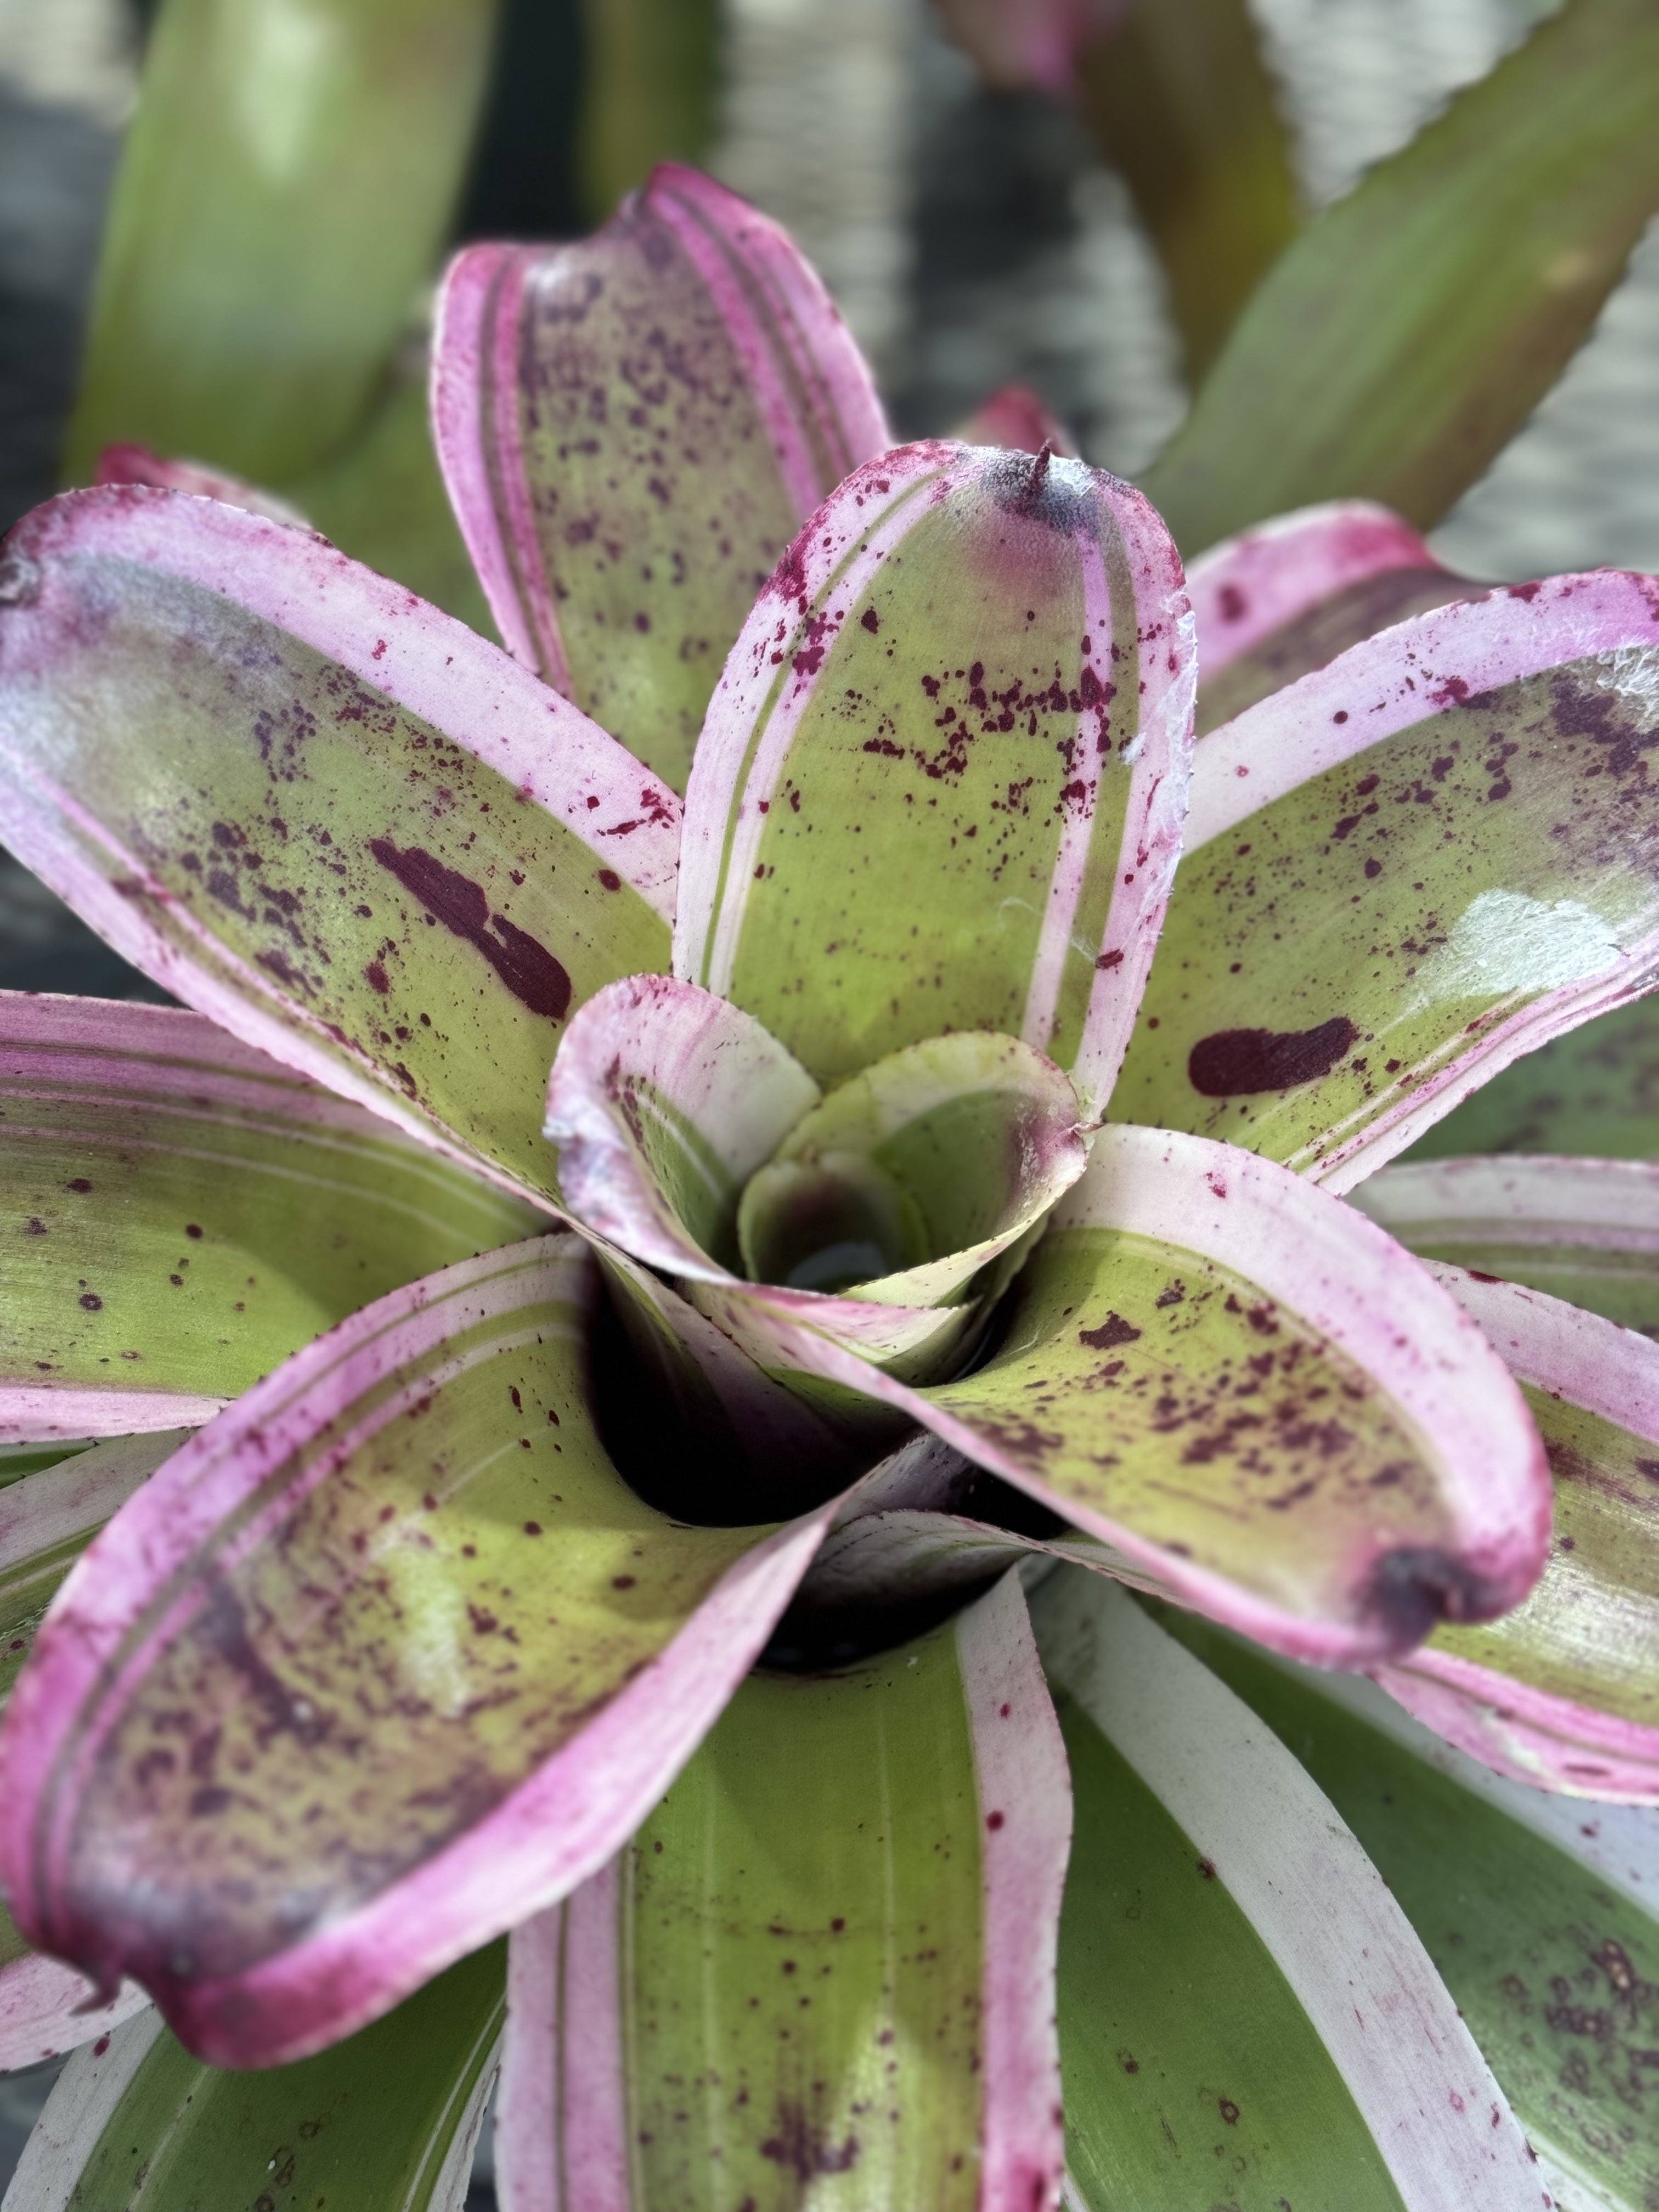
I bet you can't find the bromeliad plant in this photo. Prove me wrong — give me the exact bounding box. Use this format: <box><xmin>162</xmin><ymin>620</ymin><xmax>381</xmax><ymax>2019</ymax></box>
<box><xmin>3</xmin><ymin>159</ymin><xmax>1659</xmax><ymax>2211</ymax></box>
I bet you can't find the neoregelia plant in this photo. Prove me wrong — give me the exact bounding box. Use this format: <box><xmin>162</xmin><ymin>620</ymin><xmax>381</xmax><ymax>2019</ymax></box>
<box><xmin>1</xmin><ymin>162</ymin><xmax>1658</xmax><ymax>2210</ymax></box>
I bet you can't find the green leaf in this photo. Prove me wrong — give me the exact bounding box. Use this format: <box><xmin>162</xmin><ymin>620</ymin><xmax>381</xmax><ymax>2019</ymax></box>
<box><xmin>494</xmin><ymin>1572</ymin><xmax>1070</xmax><ymax>2210</ymax></box>
<box><xmin>1</xmin><ymin>994</ymin><xmax>541</xmax><ymax>1437</ymax></box>
<box><xmin>673</xmin><ymin>441</ymin><xmax>1195</xmax><ymax>1118</ymax></box>
<box><xmin>7</xmin><ymin>1941</ymin><xmax>504</xmax><ymax>2210</ymax></box>
<box><xmin>0</xmin><ymin>1237</ymin><xmax>847</xmax><ymax>2065</ymax></box>
<box><xmin>1113</xmin><ymin>574</ymin><xmax>1659</xmax><ymax>1188</ymax></box>
<box><xmin>1075</xmin><ymin>0</ymin><xmax>1302</xmax><ymax>381</ymax></box>
<box><xmin>1139</xmin><ymin>0</ymin><xmax>1659</xmax><ymax>554</ymax></box>
<box><xmin>63</xmin><ymin>0</ymin><xmax>500</xmax><ymax>490</ymax></box>
<box><xmin>1402</xmin><ymin>991</ymin><xmax>1659</xmax><ymax>1163</ymax></box>
<box><xmin>576</xmin><ymin>0</ymin><xmax>721</xmax><ymax>221</ymax></box>
<box><xmin>1355</xmin><ymin>1153</ymin><xmax>1659</xmax><ymax>1337</ymax></box>
<box><xmin>1037</xmin><ymin>1571</ymin><xmax>1543</xmax><ymax>2211</ymax></box>
<box><xmin>0</xmin><ymin>488</ymin><xmax>678</xmax><ymax>1206</ymax></box>
<box><xmin>1158</xmin><ymin>1601</ymin><xmax>1659</xmax><ymax>2210</ymax></box>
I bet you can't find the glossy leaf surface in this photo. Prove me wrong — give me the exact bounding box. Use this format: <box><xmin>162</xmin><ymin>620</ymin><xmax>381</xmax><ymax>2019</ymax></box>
<box><xmin>1405</xmin><ymin>990</ymin><xmax>1659</xmax><ymax>1163</ymax></box>
<box><xmin>0</xmin><ymin>993</ymin><xmax>541</xmax><ymax>1440</ymax></box>
<box><xmin>1187</xmin><ymin>500</ymin><xmax>1479</xmax><ymax>735</ymax></box>
<box><xmin>1037</xmin><ymin>1572</ymin><xmax>1543</xmax><ymax>2211</ymax></box>
<box><xmin>1164</xmin><ymin>1607</ymin><xmax>1659</xmax><ymax>2210</ymax></box>
<box><xmin>1114</xmin><ymin>575</ymin><xmax>1659</xmax><ymax>1189</ymax></box>
<box><xmin>63</xmin><ymin>0</ymin><xmax>498</xmax><ymax>489</ymax></box>
<box><xmin>675</xmin><ymin>441</ymin><xmax>1195</xmax><ymax>1118</ymax></box>
<box><xmin>6</xmin><ymin>1942</ymin><xmax>504</xmax><ymax>2212</ymax></box>
<box><xmin>0</xmin><ymin>488</ymin><xmax>678</xmax><ymax>1205</ymax></box>
<box><xmin>746</xmin><ymin>1125</ymin><xmax>1549</xmax><ymax>1666</ymax></box>
<box><xmin>1141</xmin><ymin>0</ymin><xmax>1659</xmax><ymax>553</ymax></box>
<box><xmin>1355</xmin><ymin>1153</ymin><xmax>1659</xmax><ymax>1337</ymax></box>
<box><xmin>495</xmin><ymin>1573</ymin><xmax>1069</xmax><ymax>2211</ymax></box>
<box><xmin>433</xmin><ymin>165</ymin><xmax>888</xmax><ymax>793</ymax></box>
<box><xmin>0</xmin><ymin>1238</ymin><xmax>842</xmax><ymax>2067</ymax></box>
<box><xmin>1373</xmin><ymin>1265</ymin><xmax>1659</xmax><ymax>1802</ymax></box>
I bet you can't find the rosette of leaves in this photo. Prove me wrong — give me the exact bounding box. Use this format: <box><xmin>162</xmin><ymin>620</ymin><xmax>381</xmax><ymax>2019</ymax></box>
<box><xmin>2</xmin><ymin>163</ymin><xmax>1659</xmax><ymax>2212</ymax></box>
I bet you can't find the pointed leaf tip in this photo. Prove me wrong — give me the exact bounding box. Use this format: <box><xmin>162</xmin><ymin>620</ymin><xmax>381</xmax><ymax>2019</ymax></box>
<box><xmin>431</xmin><ymin>165</ymin><xmax>890</xmax><ymax>794</ymax></box>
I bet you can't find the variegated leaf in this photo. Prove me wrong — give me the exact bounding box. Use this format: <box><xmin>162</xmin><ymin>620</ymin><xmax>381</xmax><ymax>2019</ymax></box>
<box><xmin>0</xmin><ymin>1237</ymin><xmax>848</xmax><ymax>2066</ymax></box>
<box><xmin>1188</xmin><ymin>499</ymin><xmax>1479</xmax><ymax>735</ymax></box>
<box><xmin>1037</xmin><ymin>1572</ymin><xmax>1546</xmax><ymax>2212</ymax></box>
<box><xmin>0</xmin><ymin>992</ymin><xmax>542</xmax><ymax>1440</ymax></box>
<box><xmin>93</xmin><ymin>443</ymin><xmax>311</xmax><ymax>529</ymax></box>
<box><xmin>495</xmin><ymin>1572</ymin><xmax>1069</xmax><ymax>2211</ymax></box>
<box><xmin>1113</xmin><ymin>573</ymin><xmax>1659</xmax><ymax>1189</ymax></box>
<box><xmin>4</xmin><ymin>1942</ymin><xmax>504</xmax><ymax>2212</ymax></box>
<box><xmin>0</xmin><ymin>487</ymin><xmax>678</xmax><ymax>1207</ymax></box>
<box><xmin>698</xmin><ymin>1125</ymin><xmax>1551</xmax><ymax>1667</ymax></box>
<box><xmin>432</xmin><ymin>163</ymin><xmax>889</xmax><ymax>794</ymax></box>
<box><xmin>1163</xmin><ymin>1599</ymin><xmax>1659</xmax><ymax>2210</ymax></box>
<box><xmin>1404</xmin><ymin>989</ymin><xmax>1659</xmax><ymax>1163</ymax></box>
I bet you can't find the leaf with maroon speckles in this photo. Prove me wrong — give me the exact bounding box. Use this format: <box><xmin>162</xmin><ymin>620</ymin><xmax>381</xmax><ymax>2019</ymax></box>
<box><xmin>736</xmin><ymin>1126</ymin><xmax>1551</xmax><ymax>1668</ymax></box>
<box><xmin>495</xmin><ymin>1573</ymin><xmax>1068</xmax><ymax>2212</ymax></box>
<box><xmin>1114</xmin><ymin>573</ymin><xmax>1659</xmax><ymax>1190</ymax></box>
<box><xmin>1187</xmin><ymin>498</ymin><xmax>1480</xmax><ymax>735</ymax></box>
<box><xmin>1042</xmin><ymin>1573</ymin><xmax>1548</xmax><ymax>2211</ymax></box>
<box><xmin>674</xmin><ymin>439</ymin><xmax>1195</xmax><ymax>1121</ymax></box>
<box><xmin>5</xmin><ymin>1940</ymin><xmax>504</xmax><ymax>2211</ymax></box>
<box><xmin>0</xmin><ymin>488</ymin><xmax>680</xmax><ymax>1208</ymax></box>
<box><xmin>432</xmin><ymin>164</ymin><xmax>889</xmax><ymax>795</ymax></box>
<box><xmin>1160</xmin><ymin>1587</ymin><xmax>1659</xmax><ymax>2204</ymax></box>
<box><xmin>0</xmin><ymin>993</ymin><xmax>542</xmax><ymax>1442</ymax></box>
<box><xmin>0</xmin><ymin>1237</ymin><xmax>852</xmax><ymax>2067</ymax></box>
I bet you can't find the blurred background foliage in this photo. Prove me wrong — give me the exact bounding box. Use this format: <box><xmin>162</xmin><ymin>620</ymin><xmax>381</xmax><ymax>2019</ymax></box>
<box><xmin>3</xmin><ymin>0</ymin><xmax>1659</xmax><ymax>2197</ymax></box>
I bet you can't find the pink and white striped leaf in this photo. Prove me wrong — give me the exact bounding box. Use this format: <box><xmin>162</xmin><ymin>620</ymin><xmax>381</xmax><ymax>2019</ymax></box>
<box><xmin>0</xmin><ymin>1236</ymin><xmax>855</xmax><ymax>2068</ymax></box>
<box><xmin>0</xmin><ymin>1432</ymin><xmax>175</xmax><ymax>2069</ymax></box>
<box><xmin>0</xmin><ymin>487</ymin><xmax>679</xmax><ymax>1208</ymax></box>
<box><xmin>1187</xmin><ymin>498</ymin><xmax>1476</xmax><ymax>733</ymax></box>
<box><xmin>673</xmin><ymin>439</ymin><xmax>1195</xmax><ymax>1120</ymax></box>
<box><xmin>1114</xmin><ymin>571</ymin><xmax>1659</xmax><ymax>1188</ymax></box>
<box><xmin>1352</xmin><ymin>1149</ymin><xmax>1659</xmax><ymax>1338</ymax></box>
<box><xmin>431</xmin><ymin>163</ymin><xmax>889</xmax><ymax>795</ymax></box>
<box><xmin>93</xmin><ymin>443</ymin><xmax>312</xmax><ymax>531</ymax></box>
<box><xmin>951</xmin><ymin>383</ymin><xmax>1079</xmax><ymax>457</ymax></box>
<box><xmin>1037</xmin><ymin>1572</ymin><xmax>1546</xmax><ymax>2211</ymax></box>
<box><xmin>721</xmin><ymin>1126</ymin><xmax>1551</xmax><ymax>1667</ymax></box>
<box><xmin>495</xmin><ymin>1571</ymin><xmax>1069</xmax><ymax>2212</ymax></box>
<box><xmin>0</xmin><ymin>992</ymin><xmax>542</xmax><ymax>1441</ymax></box>
<box><xmin>1371</xmin><ymin>1263</ymin><xmax>1659</xmax><ymax>1803</ymax></box>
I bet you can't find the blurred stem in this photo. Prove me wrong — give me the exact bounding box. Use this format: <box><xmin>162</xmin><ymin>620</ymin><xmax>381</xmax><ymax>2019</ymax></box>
<box><xmin>577</xmin><ymin>0</ymin><xmax>722</xmax><ymax>222</ymax></box>
<box><xmin>64</xmin><ymin>0</ymin><xmax>500</xmax><ymax>489</ymax></box>
<box><xmin>1141</xmin><ymin>0</ymin><xmax>1659</xmax><ymax>556</ymax></box>
<box><xmin>1075</xmin><ymin>0</ymin><xmax>1301</xmax><ymax>383</ymax></box>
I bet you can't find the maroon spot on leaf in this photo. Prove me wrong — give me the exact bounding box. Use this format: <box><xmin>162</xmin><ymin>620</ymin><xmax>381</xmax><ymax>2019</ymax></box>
<box><xmin>1218</xmin><ymin>2097</ymin><xmax>1240</xmax><ymax>2126</ymax></box>
<box><xmin>23</xmin><ymin>1218</ymin><xmax>46</xmax><ymax>1235</ymax></box>
<box><xmin>369</xmin><ymin>838</ymin><xmax>570</xmax><ymax>1020</ymax></box>
<box><xmin>185</xmin><ymin>1223</ymin><xmax>204</xmax><ymax>1240</ymax></box>
<box><xmin>860</xmin><ymin>608</ymin><xmax>879</xmax><ymax>633</ymax></box>
<box><xmin>596</xmin><ymin>868</ymin><xmax>622</xmax><ymax>891</ymax></box>
<box><xmin>1095</xmin><ymin>948</ymin><xmax>1124</xmax><ymax>971</ymax></box>
<box><xmin>1189</xmin><ymin>1017</ymin><xmax>1359</xmax><ymax>1096</ymax></box>
<box><xmin>986</xmin><ymin>1810</ymin><xmax>1005</xmax><ymax>1831</ymax></box>
<box><xmin>1080</xmin><ymin>1313</ymin><xmax>1141</xmax><ymax>1351</ymax></box>
<box><xmin>1635</xmin><ymin>1459</ymin><xmax>1659</xmax><ymax>1483</ymax></box>
<box><xmin>78</xmin><ymin>1293</ymin><xmax>103</xmax><ymax>1311</ymax></box>
<box><xmin>523</xmin><ymin>1521</ymin><xmax>543</xmax><ymax>1536</ymax></box>
<box><xmin>1217</xmin><ymin>584</ymin><xmax>1247</xmax><ymax>623</ymax></box>
<box><xmin>65</xmin><ymin>1179</ymin><xmax>93</xmax><ymax>1194</ymax></box>
<box><xmin>612</xmin><ymin>1574</ymin><xmax>636</xmax><ymax>1590</ymax></box>
<box><xmin>92</xmin><ymin>2034</ymin><xmax>110</xmax><ymax>2057</ymax></box>
<box><xmin>363</xmin><ymin>960</ymin><xmax>390</xmax><ymax>995</ymax></box>
<box><xmin>1196</xmin><ymin>1857</ymin><xmax>1216</xmax><ymax>1880</ymax></box>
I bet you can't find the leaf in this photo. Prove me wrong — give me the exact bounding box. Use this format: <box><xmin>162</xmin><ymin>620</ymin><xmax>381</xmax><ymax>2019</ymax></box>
<box><xmin>93</xmin><ymin>443</ymin><xmax>311</xmax><ymax>529</ymax></box>
<box><xmin>952</xmin><ymin>384</ymin><xmax>1079</xmax><ymax>456</ymax></box>
<box><xmin>0</xmin><ymin>487</ymin><xmax>679</xmax><ymax>1207</ymax></box>
<box><xmin>1112</xmin><ymin>573</ymin><xmax>1659</xmax><ymax>1190</ymax></box>
<box><xmin>930</xmin><ymin>0</ymin><xmax>1127</xmax><ymax>97</ymax></box>
<box><xmin>1353</xmin><ymin>1152</ymin><xmax>1659</xmax><ymax>1337</ymax></box>
<box><xmin>673</xmin><ymin>441</ymin><xmax>1195</xmax><ymax>1119</ymax></box>
<box><xmin>494</xmin><ymin>1572</ymin><xmax>1069</xmax><ymax>2211</ymax></box>
<box><xmin>1403</xmin><ymin>990</ymin><xmax>1659</xmax><ymax>1163</ymax></box>
<box><xmin>1074</xmin><ymin>0</ymin><xmax>1302</xmax><ymax>382</ymax></box>
<box><xmin>1362</xmin><ymin>1262</ymin><xmax>1659</xmax><ymax>1801</ymax></box>
<box><xmin>6</xmin><ymin>1941</ymin><xmax>504</xmax><ymax>2212</ymax></box>
<box><xmin>1036</xmin><ymin>1571</ymin><xmax>1545</xmax><ymax>2211</ymax></box>
<box><xmin>0</xmin><ymin>1235</ymin><xmax>850</xmax><ymax>2066</ymax></box>
<box><xmin>575</xmin><ymin>0</ymin><xmax>721</xmax><ymax>221</ymax></box>
<box><xmin>0</xmin><ymin>991</ymin><xmax>542</xmax><ymax>1440</ymax></box>
<box><xmin>712</xmin><ymin>1125</ymin><xmax>1551</xmax><ymax>1666</ymax></box>
<box><xmin>0</xmin><ymin>1434</ymin><xmax>172</xmax><ymax>2068</ymax></box>
<box><xmin>1139</xmin><ymin>0</ymin><xmax>1659</xmax><ymax>554</ymax></box>
<box><xmin>61</xmin><ymin>0</ymin><xmax>499</xmax><ymax>490</ymax></box>
<box><xmin>1187</xmin><ymin>499</ymin><xmax>1479</xmax><ymax>735</ymax></box>
<box><xmin>1159</xmin><ymin>1601</ymin><xmax>1659</xmax><ymax>2209</ymax></box>
<box><xmin>431</xmin><ymin>164</ymin><xmax>890</xmax><ymax>794</ymax></box>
